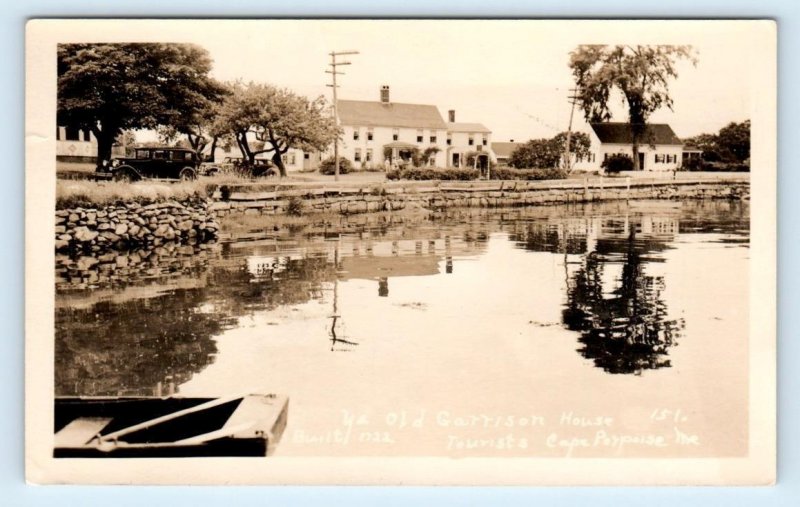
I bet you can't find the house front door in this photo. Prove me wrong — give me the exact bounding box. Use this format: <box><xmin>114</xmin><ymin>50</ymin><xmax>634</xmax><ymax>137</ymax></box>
<box><xmin>638</xmin><ymin>152</ymin><xmax>646</xmax><ymax>170</ymax></box>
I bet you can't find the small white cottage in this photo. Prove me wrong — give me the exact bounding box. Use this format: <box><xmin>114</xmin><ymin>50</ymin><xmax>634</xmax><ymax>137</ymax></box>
<box><xmin>572</xmin><ymin>122</ymin><xmax>685</xmax><ymax>172</ymax></box>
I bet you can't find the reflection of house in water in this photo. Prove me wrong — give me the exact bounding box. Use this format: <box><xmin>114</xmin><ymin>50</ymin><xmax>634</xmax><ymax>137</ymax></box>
<box><xmin>509</xmin><ymin>211</ymin><xmax>685</xmax><ymax>375</ymax></box>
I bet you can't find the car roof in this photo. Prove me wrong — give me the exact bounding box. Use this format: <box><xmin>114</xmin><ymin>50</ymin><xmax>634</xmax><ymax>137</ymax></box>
<box><xmin>136</xmin><ymin>147</ymin><xmax>195</xmax><ymax>152</ymax></box>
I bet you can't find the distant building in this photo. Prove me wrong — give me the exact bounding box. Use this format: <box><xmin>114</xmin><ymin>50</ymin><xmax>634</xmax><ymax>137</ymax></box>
<box><xmin>56</xmin><ymin>126</ymin><xmax>97</xmax><ymax>163</ymax></box>
<box><xmin>334</xmin><ymin>86</ymin><xmax>493</xmax><ymax>170</ymax></box>
<box><xmin>571</xmin><ymin>122</ymin><xmax>685</xmax><ymax>172</ymax></box>
<box><xmin>446</xmin><ymin>110</ymin><xmax>492</xmax><ymax>170</ymax></box>
<box><xmin>491</xmin><ymin>141</ymin><xmax>523</xmax><ymax>166</ymax></box>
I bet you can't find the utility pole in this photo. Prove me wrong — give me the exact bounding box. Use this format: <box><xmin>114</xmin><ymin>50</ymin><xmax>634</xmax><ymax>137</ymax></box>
<box><xmin>564</xmin><ymin>87</ymin><xmax>580</xmax><ymax>173</ymax></box>
<box><xmin>326</xmin><ymin>50</ymin><xmax>359</xmax><ymax>182</ymax></box>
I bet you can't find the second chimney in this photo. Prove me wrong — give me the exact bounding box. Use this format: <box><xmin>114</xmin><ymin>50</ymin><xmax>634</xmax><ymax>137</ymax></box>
<box><xmin>380</xmin><ymin>85</ymin><xmax>390</xmax><ymax>103</ymax></box>
<box><xmin>448</xmin><ymin>110</ymin><xmax>456</xmax><ymax>123</ymax></box>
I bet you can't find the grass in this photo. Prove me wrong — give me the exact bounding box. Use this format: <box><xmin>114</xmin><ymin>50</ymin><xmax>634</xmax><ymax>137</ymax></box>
<box><xmin>56</xmin><ymin>180</ymin><xmax>208</xmax><ymax>209</ymax></box>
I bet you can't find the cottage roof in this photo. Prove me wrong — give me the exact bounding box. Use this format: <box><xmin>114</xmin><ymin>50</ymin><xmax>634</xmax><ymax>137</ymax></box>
<box><xmin>491</xmin><ymin>142</ymin><xmax>523</xmax><ymax>158</ymax></box>
<box><xmin>337</xmin><ymin>100</ymin><xmax>447</xmax><ymax>130</ymax></box>
<box><xmin>447</xmin><ymin>122</ymin><xmax>491</xmax><ymax>134</ymax></box>
<box><xmin>590</xmin><ymin>123</ymin><xmax>683</xmax><ymax>146</ymax></box>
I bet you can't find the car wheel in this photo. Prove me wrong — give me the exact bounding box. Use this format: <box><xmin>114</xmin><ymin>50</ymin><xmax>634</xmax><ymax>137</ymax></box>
<box><xmin>113</xmin><ymin>169</ymin><xmax>134</xmax><ymax>183</ymax></box>
<box><xmin>179</xmin><ymin>167</ymin><xmax>197</xmax><ymax>181</ymax></box>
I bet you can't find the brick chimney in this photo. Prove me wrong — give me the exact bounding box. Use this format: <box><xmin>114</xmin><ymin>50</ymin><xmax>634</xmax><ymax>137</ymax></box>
<box><xmin>448</xmin><ymin>110</ymin><xmax>456</xmax><ymax>122</ymax></box>
<box><xmin>380</xmin><ymin>85</ymin><xmax>390</xmax><ymax>103</ymax></box>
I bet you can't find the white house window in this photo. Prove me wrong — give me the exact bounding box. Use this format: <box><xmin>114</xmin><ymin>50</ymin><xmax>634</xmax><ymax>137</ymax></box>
<box><xmin>353</xmin><ymin>128</ymin><xmax>360</xmax><ymax>141</ymax></box>
<box><xmin>366</xmin><ymin>148</ymin><xmax>373</xmax><ymax>162</ymax></box>
<box><xmin>354</xmin><ymin>148</ymin><xmax>362</xmax><ymax>162</ymax></box>
<box><xmin>430</xmin><ymin>134</ymin><xmax>437</xmax><ymax>143</ymax></box>
<box><xmin>393</xmin><ymin>128</ymin><xmax>399</xmax><ymax>141</ymax></box>
<box><xmin>446</xmin><ymin>133</ymin><xmax>452</xmax><ymax>146</ymax></box>
<box><xmin>367</xmin><ymin>128</ymin><xmax>374</xmax><ymax>141</ymax></box>
<box><xmin>468</xmin><ymin>134</ymin><xmax>474</xmax><ymax>146</ymax></box>
<box><xmin>416</xmin><ymin>130</ymin><xmax>423</xmax><ymax>143</ymax></box>
<box><xmin>482</xmin><ymin>135</ymin><xmax>487</xmax><ymax>146</ymax></box>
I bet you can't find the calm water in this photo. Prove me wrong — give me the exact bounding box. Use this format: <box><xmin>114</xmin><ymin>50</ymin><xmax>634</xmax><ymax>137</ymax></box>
<box><xmin>55</xmin><ymin>200</ymin><xmax>750</xmax><ymax>457</ymax></box>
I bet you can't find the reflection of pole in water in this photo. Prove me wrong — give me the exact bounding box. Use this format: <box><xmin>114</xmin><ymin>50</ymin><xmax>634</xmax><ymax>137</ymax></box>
<box><xmin>329</xmin><ymin>242</ymin><xmax>358</xmax><ymax>351</ymax></box>
<box><xmin>378</xmin><ymin>277</ymin><xmax>389</xmax><ymax>297</ymax></box>
<box><xmin>445</xmin><ymin>234</ymin><xmax>453</xmax><ymax>274</ymax></box>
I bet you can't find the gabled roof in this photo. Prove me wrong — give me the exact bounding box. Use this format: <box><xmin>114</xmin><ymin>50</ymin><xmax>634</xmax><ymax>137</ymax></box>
<box><xmin>447</xmin><ymin>122</ymin><xmax>491</xmax><ymax>134</ymax></box>
<box><xmin>337</xmin><ymin>100</ymin><xmax>447</xmax><ymax>130</ymax></box>
<box><xmin>491</xmin><ymin>142</ymin><xmax>523</xmax><ymax>158</ymax></box>
<box><xmin>590</xmin><ymin>123</ymin><xmax>683</xmax><ymax>146</ymax></box>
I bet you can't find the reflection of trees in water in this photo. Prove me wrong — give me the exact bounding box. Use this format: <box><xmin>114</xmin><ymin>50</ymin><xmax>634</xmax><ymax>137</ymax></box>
<box><xmin>562</xmin><ymin>231</ymin><xmax>685</xmax><ymax>375</ymax></box>
<box><xmin>55</xmin><ymin>253</ymin><xmax>337</xmax><ymax>396</ymax></box>
<box><xmin>55</xmin><ymin>288</ymin><xmax>230</xmax><ymax>396</ymax></box>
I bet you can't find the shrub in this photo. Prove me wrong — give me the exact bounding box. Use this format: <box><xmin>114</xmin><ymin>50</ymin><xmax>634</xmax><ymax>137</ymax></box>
<box><xmin>385</xmin><ymin>167</ymin><xmax>479</xmax><ymax>181</ymax></box>
<box><xmin>601</xmin><ymin>154</ymin><xmax>634</xmax><ymax>175</ymax></box>
<box><xmin>489</xmin><ymin>167</ymin><xmax>567</xmax><ymax>181</ymax></box>
<box><xmin>285</xmin><ymin>196</ymin><xmax>305</xmax><ymax>216</ymax></box>
<box><xmin>319</xmin><ymin>156</ymin><xmax>353</xmax><ymax>175</ymax></box>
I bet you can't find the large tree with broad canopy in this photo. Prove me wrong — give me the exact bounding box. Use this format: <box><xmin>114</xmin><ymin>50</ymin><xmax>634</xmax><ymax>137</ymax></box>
<box><xmin>58</xmin><ymin>43</ymin><xmax>227</xmax><ymax>169</ymax></box>
<box><xmin>568</xmin><ymin>45</ymin><xmax>696</xmax><ymax>170</ymax></box>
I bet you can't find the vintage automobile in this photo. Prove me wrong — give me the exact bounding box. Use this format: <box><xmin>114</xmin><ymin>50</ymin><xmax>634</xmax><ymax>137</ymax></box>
<box><xmin>215</xmin><ymin>157</ymin><xmax>277</xmax><ymax>178</ymax></box>
<box><xmin>98</xmin><ymin>147</ymin><xmax>202</xmax><ymax>182</ymax></box>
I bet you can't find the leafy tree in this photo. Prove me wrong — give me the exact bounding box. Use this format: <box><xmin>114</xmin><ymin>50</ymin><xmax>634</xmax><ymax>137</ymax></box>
<box><xmin>568</xmin><ymin>45</ymin><xmax>697</xmax><ymax>170</ymax></box>
<box><xmin>215</xmin><ymin>82</ymin><xmax>338</xmax><ymax>177</ymax></box>
<box><xmin>58</xmin><ymin>43</ymin><xmax>226</xmax><ymax>169</ymax></box>
<box><xmin>552</xmin><ymin>131</ymin><xmax>592</xmax><ymax>168</ymax></box>
<box><xmin>683</xmin><ymin>120</ymin><xmax>750</xmax><ymax>163</ymax></box>
<box><xmin>508</xmin><ymin>138</ymin><xmax>562</xmax><ymax>169</ymax></box>
<box><xmin>716</xmin><ymin>120</ymin><xmax>750</xmax><ymax>162</ymax></box>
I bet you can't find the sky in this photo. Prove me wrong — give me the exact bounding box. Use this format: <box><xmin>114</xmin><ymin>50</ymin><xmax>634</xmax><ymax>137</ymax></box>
<box><xmin>123</xmin><ymin>19</ymin><xmax>760</xmax><ymax>142</ymax></box>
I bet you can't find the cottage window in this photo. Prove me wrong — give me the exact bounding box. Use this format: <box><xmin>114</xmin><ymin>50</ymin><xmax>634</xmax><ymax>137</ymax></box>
<box><xmin>285</xmin><ymin>152</ymin><xmax>296</xmax><ymax>165</ymax></box>
<box><xmin>367</xmin><ymin>128</ymin><xmax>374</xmax><ymax>141</ymax></box>
<box><xmin>366</xmin><ymin>149</ymin><xmax>373</xmax><ymax>162</ymax></box>
<box><xmin>393</xmin><ymin>128</ymin><xmax>399</xmax><ymax>141</ymax></box>
<box><xmin>353</xmin><ymin>128</ymin><xmax>360</xmax><ymax>141</ymax></box>
<box><xmin>468</xmin><ymin>135</ymin><xmax>474</xmax><ymax>146</ymax></box>
<box><xmin>354</xmin><ymin>148</ymin><xmax>362</xmax><ymax>162</ymax></box>
<box><xmin>304</xmin><ymin>153</ymin><xmax>310</xmax><ymax>160</ymax></box>
<box><xmin>430</xmin><ymin>135</ymin><xmax>437</xmax><ymax>143</ymax></box>
<box><xmin>417</xmin><ymin>130</ymin><xmax>423</xmax><ymax>143</ymax></box>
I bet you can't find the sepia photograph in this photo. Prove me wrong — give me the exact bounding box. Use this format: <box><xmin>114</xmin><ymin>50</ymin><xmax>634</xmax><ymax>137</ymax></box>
<box><xmin>25</xmin><ymin>19</ymin><xmax>776</xmax><ymax>485</ymax></box>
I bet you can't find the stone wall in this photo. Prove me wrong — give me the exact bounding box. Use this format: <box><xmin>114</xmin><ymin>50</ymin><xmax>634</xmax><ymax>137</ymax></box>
<box><xmin>55</xmin><ymin>200</ymin><xmax>219</xmax><ymax>254</ymax></box>
<box><xmin>208</xmin><ymin>180</ymin><xmax>750</xmax><ymax>218</ymax></box>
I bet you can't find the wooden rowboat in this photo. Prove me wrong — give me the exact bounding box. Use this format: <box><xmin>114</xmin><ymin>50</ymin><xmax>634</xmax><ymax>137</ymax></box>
<box><xmin>54</xmin><ymin>394</ymin><xmax>288</xmax><ymax>458</ymax></box>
